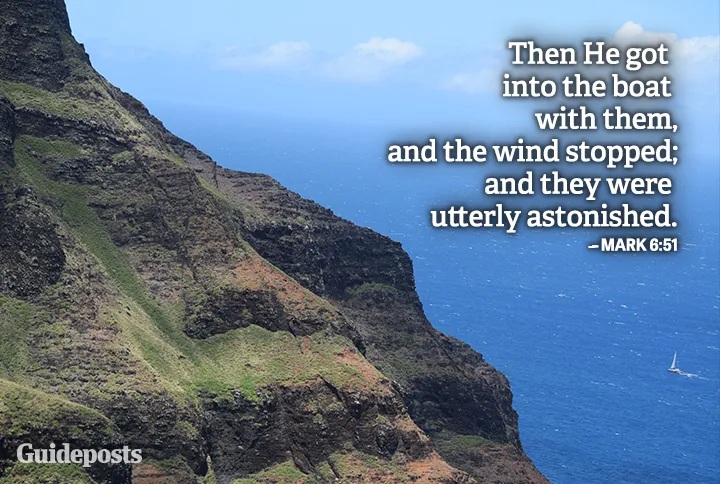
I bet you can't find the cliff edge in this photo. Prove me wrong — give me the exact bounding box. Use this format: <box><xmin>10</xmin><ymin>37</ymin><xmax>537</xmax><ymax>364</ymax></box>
<box><xmin>0</xmin><ymin>1</ymin><xmax>548</xmax><ymax>482</ymax></box>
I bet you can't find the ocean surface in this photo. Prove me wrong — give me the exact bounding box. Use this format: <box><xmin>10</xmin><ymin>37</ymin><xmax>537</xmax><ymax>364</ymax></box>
<box><xmin>158</xmin><ymin>106</ymin><xmax>719</xmax><ymax>484</ymax></box>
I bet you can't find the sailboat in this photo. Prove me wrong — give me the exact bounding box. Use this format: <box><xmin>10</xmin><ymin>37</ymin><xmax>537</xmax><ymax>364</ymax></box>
<box><xmin>667</xmin><ymin>351</ymin><xmax>684</xmax><ymax>374</ymax></box>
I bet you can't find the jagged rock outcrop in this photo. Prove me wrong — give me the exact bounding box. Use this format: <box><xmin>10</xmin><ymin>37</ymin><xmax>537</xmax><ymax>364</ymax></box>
<box><xmin>0</xmin><ymin>1</ymin><xmax>548</xmax><ymax>483</ymax></box>
<box><xmin>0</xmin><ymin>0</ymin><xmax>91</xmax><ymax>91</ymax></box>
<box><xmin>0</xmin><ymin>191</ymin><xmax>66</xmax><ymax>298</ymax></box>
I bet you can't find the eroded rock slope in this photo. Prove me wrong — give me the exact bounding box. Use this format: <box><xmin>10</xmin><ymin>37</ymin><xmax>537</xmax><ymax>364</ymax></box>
<box><xmin>0</xmin><ymin>1</ymin><xmax>548</xmax><ymax>482</ymax></box>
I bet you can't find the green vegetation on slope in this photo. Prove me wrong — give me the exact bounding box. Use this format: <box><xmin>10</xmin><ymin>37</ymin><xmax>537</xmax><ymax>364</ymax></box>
<box><xmin>20</xmin><ymin>135</ymin><xmax>89</xmax><ymax>160</ymax></box>
<box><xmin>10</xmin><ymin>136</ymin><xmax>378</xmax><ymax>404</ymax></box>
<box><xmin>0</xmin><ymin>463</ymin><xmax>95</xmax><ymax>484</ymax></box>
<box><xmin>233</xmin><ymin>461</ymin><xmax>306</xmax><ymax>484</ymax></box>
<box><xmin>0</xmin><ymin>378</ymin><xmax>116</xmax><ymax>443</ymax></box>
<box><xmin>13</xmin><ymin>137</ymin><xmax>177</xmax><ymax>338</ymax></box>
<box><xmin>0</xmin><ymin>77</ymin><xmax>186</xmax><ymax>168</ymax></box>
<box><xmin>0</xmin><ymin>295</ymin><xmax>46</xmax><ymax>378</ymax></box>
<box><xmin>0</xmin><ymin>79</ymin><xmax>141</xmax><ymax>133</ymax></box>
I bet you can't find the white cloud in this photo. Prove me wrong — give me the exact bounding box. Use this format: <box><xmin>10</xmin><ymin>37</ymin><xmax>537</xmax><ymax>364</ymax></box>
<box><xmin>217</xmin><ymin>41</ymin><xmax>311</xmax><ymax>70</ymax></box>
<box><xmin>352</xmin><ymin>37</ymin><xmax>423</xmax><ymax>63</ymax></box>
<box><xmin>613</xmin><ymin>21</ymin><xmax>719</xmax><ymax>64</ymax></box>
<box><xmin>323</xmin><ymin>37</ymin><xmax>423</xmax><ymax>83</ymax></box>
<box><xmin>613</xmin><ymin>21</ymin><xmax>719</xmax><ymax>115</ymax></box>
<box><xmin>613</xmin><ymin>21</ymin><xmax>677</xmax><ymax>46</ymax></box>
<box><xmin>675</xmin><ymin>36</ymin><xmax>720</xmax><ymax>64</ymax></box>
<box><xmin>444</xmin><ymin>69</ymin><xmax>500</xmax><ymax>94</ymax></box>
<box><xmin>213</xmin><ymin>37</ymin><xmax>424</xmax><ymax>83</ymax></box>
<box><xmin>614</xmin><ymin>21</ymin><xmax>719</xmax><ymax>116</ymax></box>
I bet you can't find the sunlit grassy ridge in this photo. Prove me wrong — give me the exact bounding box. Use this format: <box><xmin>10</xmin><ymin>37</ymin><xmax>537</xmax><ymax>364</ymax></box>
<box><xmin>0</xmin><ymin>72</ymin><xmax>186</xmax><ymax>167</ymax></box>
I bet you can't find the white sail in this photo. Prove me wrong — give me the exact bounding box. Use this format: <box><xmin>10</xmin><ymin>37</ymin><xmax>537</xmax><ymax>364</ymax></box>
<box><xmin>670</xmin><ymin>351</ymin><xmax>677</xmax><ymax>369</ymax></box>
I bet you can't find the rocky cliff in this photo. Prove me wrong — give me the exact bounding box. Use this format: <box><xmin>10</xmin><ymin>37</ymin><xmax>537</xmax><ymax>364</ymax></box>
<box><xmin>0</xmin><ymin>1</ymin><xmax>548</xmax><ymax>482</ymax></box>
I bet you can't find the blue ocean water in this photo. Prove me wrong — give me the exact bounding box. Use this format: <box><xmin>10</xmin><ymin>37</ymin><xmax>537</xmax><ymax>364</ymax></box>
<box><xmin>158</xmin><ymin>107</ymin><xmax>719</xmax><ymax>483</ymax></box>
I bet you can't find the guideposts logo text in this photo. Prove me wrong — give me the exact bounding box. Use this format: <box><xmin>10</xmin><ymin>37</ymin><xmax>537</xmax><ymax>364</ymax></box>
<box><xmin>16</xmin><ymin>443</ymin><xmax>142</xmax><ymax>468</ymax></box>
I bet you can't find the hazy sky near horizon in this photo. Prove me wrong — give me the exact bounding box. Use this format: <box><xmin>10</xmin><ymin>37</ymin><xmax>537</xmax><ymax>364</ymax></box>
<box><xmin>65</xmin><ymin>0</ymin><xmax>719</xmax><ymax>132</ymax></box>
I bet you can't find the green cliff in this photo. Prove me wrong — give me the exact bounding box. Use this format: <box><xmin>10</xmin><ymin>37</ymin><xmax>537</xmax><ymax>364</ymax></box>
<box><xmin>0</xmin><ymin>1</ymin><xmax>548</xmax><ymax>482</ymax></box>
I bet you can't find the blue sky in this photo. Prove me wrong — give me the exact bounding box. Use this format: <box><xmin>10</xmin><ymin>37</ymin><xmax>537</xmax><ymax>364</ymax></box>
<box><xmin>65</xmin><ymin>0</ymin><xmax>719</xmax><ymax>133</ymax></box>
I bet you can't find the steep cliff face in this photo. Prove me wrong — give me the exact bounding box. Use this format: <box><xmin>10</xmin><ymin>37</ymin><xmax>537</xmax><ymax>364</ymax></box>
<box><xmin>181</xmin><ymin>164</ymin><xmax>547</xmax><ymax>483</ymax></box>
<box><xmin>0</xmin><ymin>1</ymin><xmax>547</xmax><ymax>483</ymax></box>
<box><xmin>0</xmin><ymin>0</ymin><xmax>83</xmax><ymax>91</ymax></box>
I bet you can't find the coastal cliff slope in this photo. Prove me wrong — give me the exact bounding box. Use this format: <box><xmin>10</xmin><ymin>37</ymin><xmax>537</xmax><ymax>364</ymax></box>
<box><xmin>0</xmin><ymin>1</ymin><xmax>548</xmax><ymax>482</ymax></box>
